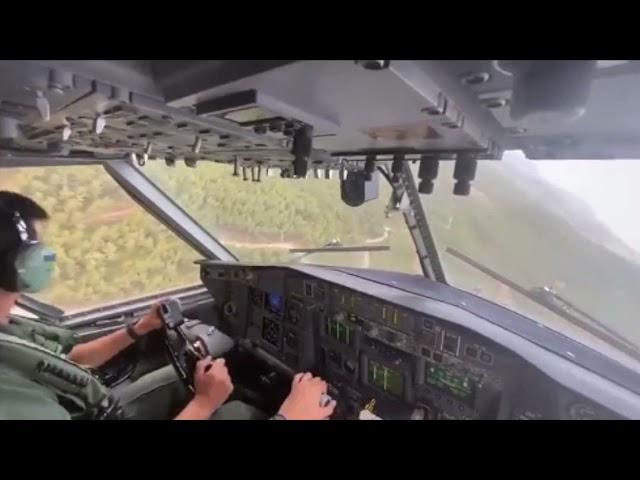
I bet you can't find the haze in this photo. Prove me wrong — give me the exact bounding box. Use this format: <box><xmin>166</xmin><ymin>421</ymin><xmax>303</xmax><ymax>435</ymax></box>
<box><xmin>505</xmin><ymin>150</ymin><xmax>640</xmax><ymax>254</ymax></box>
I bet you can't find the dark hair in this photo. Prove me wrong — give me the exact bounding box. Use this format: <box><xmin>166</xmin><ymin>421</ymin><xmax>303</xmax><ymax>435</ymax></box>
<box><xmin>0</xmin><ymin>191</ymin><xmax>49</xmax><ymax>292</ymax></box>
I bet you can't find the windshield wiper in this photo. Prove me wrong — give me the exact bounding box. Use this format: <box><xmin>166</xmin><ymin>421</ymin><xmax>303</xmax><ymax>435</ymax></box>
<box><xmin>445</xmin><ymin>247</ymin><xmax>640</xmax><ymax>361</ymax></box>
<box><xmin>289</xmin><ymin>245</ymin><xmax>390</xmax><ymax>254</ymax></box>
<box><xmin>288</xmin><ymin>239</ymin><xmax>390</xmax><ymax>263</ymax></box>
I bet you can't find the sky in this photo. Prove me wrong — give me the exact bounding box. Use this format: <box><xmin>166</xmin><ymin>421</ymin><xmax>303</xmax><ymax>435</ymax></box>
<box><xmin>503</xmin><ymin>150</ymin><xmax>640</xmax><ymax>253</ymax></box>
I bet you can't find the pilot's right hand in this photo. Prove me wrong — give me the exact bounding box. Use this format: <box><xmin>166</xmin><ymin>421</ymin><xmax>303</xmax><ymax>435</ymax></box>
<box><xmin>193</xmin><ymin>356</ymin><xmax>234</xmax><ymax>412</ymax></box>
<box><xmin>277</xmin><ymin>372</ymin><xmax>337</xmax><ymax>420</ymax></box>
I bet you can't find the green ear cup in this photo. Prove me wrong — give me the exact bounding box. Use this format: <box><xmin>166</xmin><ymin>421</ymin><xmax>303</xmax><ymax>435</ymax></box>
<box><xmin>14</xmin><ymin>244</ymin><xmax>56</xmax><ymax>293</ymax></box>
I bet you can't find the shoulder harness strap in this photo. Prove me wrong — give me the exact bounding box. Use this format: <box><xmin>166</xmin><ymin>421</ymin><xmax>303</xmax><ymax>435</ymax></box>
<box><xmin>0</xmin><ymin>331</ymin><xmax>121</xmax><ymax>419</ymax></box>
<box><xmin>6</xmin><ymin>315</ymin><xmax>77</xmax><ymax>354</ymax></box>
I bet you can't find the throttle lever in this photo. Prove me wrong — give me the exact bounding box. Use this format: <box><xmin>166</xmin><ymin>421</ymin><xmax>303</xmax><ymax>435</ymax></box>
<box><xmin>160</xmin><ymin>298</ymin><xmax>209</xmax><ymax>359</ymax></box>
<box><xmin>160</xmin><ymin>297</ymin><xmax>208</xmax><ymax>392</ymax></box>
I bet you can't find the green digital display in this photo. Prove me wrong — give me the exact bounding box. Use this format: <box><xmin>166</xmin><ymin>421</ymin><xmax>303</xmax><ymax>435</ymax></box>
<box><xmin>381</xmin><ymin>305</ymin><xmax>401</xmax><ymax>327</ymax></box>
<box><xmin>368</xmin><ymin>360</ymin><xmax>404</xmax><ymax>398</ymax></box>
<box><xmin>425</xmin><ymin>363</ymin><xmax>478</xmax><ymax>404</ymax></box>
<box><xmin>325</xmin><ymin>316</ymin><xmax>354</xmax><ymax>346</ymax></box>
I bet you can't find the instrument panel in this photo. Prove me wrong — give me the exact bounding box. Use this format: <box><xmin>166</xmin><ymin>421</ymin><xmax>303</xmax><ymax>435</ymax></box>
<box><xmin>200</xmin><ymin>262</ymin><xmax>628</xmax><ymax>420</ymax></box>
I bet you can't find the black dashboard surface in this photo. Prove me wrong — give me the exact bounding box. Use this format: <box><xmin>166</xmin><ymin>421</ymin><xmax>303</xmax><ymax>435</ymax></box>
<box><xmin>198</xmin><ymin>261</ymin><xmax>640</xmax><ymax>420</ymax></box>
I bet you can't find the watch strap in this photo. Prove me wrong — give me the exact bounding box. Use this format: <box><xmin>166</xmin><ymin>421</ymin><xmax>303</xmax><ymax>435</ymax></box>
<box><xmin>125</xmin><ymin>321</ymin><xmax>142</xmax><ymax>341</ymax></box>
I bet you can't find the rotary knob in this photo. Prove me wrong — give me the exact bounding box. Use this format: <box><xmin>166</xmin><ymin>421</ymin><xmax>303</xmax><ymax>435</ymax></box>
<box><xmin>223</xmin><ymin>302</ymin><xmax>237</xmax><ymax>317</ymax></box>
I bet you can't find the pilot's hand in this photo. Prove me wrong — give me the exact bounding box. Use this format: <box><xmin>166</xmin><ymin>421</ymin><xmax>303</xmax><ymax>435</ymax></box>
<box><xmin>134</xmin><ymin>302</ymin><xmax>164</xmax><ymax>335</ymax></box>
<box><xmin>193</xmin><ymin>356</ymin><xmax>234</xmax><ymax>413</ymax></box>
<box><xmin>277</xmin><ymin>372</ymin><xmax>337</xmax><ymax>420</ymax></box>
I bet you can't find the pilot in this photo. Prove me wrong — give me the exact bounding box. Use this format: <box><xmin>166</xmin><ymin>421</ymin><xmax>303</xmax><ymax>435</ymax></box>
<box><xmin>0</xmin><ymin>191</ymin><xmax>336</xmax><ymax>420</ymax></box>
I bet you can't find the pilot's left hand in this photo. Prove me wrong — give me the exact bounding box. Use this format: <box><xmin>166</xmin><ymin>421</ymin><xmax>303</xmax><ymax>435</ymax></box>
<box><xmin>135</xmin><ymin>302</ymin><xmax>164</xmax><ymax>335</ymax></box>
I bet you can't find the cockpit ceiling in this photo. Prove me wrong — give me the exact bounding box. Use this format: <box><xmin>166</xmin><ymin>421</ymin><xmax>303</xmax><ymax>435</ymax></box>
<box><xmin>2</xmin><ymin>60</ymin><xmax>640</xmax><ymax>169</ymax></box>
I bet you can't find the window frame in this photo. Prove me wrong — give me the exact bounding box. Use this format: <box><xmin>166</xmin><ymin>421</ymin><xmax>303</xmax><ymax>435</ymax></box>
<box><xmin>1</xmin><ymin>154</ymin><xmax>237</xmax><ymax>321</ymax></box>
<box><xmin>2</xmin><ymin>155</ymin><xmax>447</xmax><ymax>321</ymax></box>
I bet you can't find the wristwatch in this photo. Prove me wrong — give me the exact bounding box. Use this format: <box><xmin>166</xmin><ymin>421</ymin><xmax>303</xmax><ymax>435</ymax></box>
<box><xmin>125</xmin><ymin>320</ymin><xmax>142</xmax><ymax>341</ymax></box>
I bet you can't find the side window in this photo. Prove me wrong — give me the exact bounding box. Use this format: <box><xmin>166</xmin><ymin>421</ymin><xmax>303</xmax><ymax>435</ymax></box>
<box><xmin>1</xmin><ymin>166</ymin><xmax>201</xmax><ymax>313</ymax></box>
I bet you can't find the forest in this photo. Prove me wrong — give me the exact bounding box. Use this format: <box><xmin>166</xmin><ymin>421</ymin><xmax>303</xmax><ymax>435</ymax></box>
<box><xmin>142</xmin><ymin>161</ymin><xmax>421</xmax><ymax>272</ymax></box>
<box><xmin>2</xmin><ymin>165</ymin><xmax>203</xmax><ymax>311</ymax></box>
<box><xmin>1</xmin><ymin>162</ymin><xmax>420</xmax><ymax>312</ymax></box>
<box><xmin>3</xmin><ymin>155</ymin><xmax>640</xmax><ymax>355</ymax></box>
<box><xmin>414</xmin><ymin>157</ymin><xmax>640</xmax><ymax>349</ymax></box>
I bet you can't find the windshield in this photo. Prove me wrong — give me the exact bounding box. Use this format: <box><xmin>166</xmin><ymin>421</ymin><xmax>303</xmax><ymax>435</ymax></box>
<box><xmin>412</xmin><ymin>152</ymin><xmax>640</xmax><ymax>367</ymax></box>
<box><xmin>142</xmin><ymin>162</ymin><xmax>422</xmax><ymax>275</ymax></box>
<box><xmin>1</xmin><ymin>165</ymin><xmax>202</xmax><ymax>313</ymax></box>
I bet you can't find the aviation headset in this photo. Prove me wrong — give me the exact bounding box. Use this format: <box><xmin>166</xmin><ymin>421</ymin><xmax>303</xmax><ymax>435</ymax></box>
<box><xmin>1</xmin><ymin>209</ymin><xmax>56</xmax><ymax>293</ymax></box>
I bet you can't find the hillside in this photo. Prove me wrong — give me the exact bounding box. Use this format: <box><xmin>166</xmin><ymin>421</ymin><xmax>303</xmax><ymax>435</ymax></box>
<box><xmin>3</xmin><ymin>157</ymin><xmax>638</xmax><ymax>353</ymax></box>
<box><xmin>418</xmin><ymin>155</ymin><xmax>640</xmax><ymax>347</ymax></box>
<box><xmin>1</xmin><ymin>162</ymin><xmax>422</xmax><ymax>311</ymax></box>
<box><xmin>142</xmin><ymin>161</ymin><xmax>423</xmax><ymax>274</ymax></box>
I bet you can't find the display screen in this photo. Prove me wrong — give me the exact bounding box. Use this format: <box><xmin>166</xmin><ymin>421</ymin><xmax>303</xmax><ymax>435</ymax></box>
<box><xmin>425</xmin><ymin>363</ymin><xmax>478</xmax><ymax>404</ymax></box>
<box><xmin>423</xmin><ymin>331</ymin><xmax>437</xmax><ymax>349</ymax></box>
<box><xmin>442</xmin><ymin>332</ymin><xmax>460</xmax><ymax>356</ymax></box>
<box><xmin>325</xmin><ymin>316</ymin><xmax>354</xmax><ymax>346</ymax></box>
<box><xmin>368</xmin><ymin>360</ymin><xmax>404</xmax><ymax>398</ymax></box>
<box><xmin>266</xmin><ymin>292</ymin><xmax>285</xmax><ymax>315</ymax></box>
<box><xmin>380</xmin><ymin>305</ymin><xmax>401</xmax><ymax>327</ymax></box>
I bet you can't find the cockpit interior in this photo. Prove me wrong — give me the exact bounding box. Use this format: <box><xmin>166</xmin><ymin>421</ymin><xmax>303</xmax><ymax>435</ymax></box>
<box><xmin>2</xmin><ymin>60</ymin><xmax>640</xmax><ymax>419</ymax></box>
